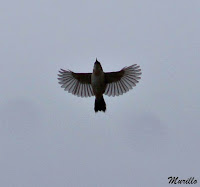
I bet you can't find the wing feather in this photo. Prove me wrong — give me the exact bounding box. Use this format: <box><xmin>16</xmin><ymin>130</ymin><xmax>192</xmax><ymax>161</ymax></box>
<box><xmin>104</xmin><ymin>64</ymin><xmax>142</xmax><ymax>97</ymax></box>
<box><xmin>58</xmin><ymin>69</ymin><xmax>94</xmax><ymax>97</ymax></box>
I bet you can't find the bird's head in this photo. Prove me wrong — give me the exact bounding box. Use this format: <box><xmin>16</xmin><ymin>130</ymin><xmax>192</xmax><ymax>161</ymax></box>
<box><xmin>93</xmin><ymin>58</ymin><xmax>103</xmax><ymax>72</ymax></box>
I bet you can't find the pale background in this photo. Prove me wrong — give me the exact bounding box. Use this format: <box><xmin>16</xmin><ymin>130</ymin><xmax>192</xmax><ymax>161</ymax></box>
<box><xmin>0</xmin><ymin>0</ymin><xmax>199</xmax><ymax>186</ymax></box>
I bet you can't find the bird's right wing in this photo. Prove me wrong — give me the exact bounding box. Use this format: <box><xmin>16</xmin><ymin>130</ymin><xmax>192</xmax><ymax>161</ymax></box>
<box><xmin>104</xmin><ymin>64</ymin><xmax>142</xmax><ymax>97</ymax></box>
<box><xmin>58</xmin><ymin>69</ymin><xmax>94</xmax><ymax>97</ymax></box>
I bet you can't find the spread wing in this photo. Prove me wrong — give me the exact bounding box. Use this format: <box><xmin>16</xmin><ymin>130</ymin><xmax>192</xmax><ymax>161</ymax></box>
<box><xmin>58</xmin><ymin>69</ymin><xmax>94</xmax><ymax>97</ymax></box>
<box><xmin>104</xmin><ymin>64</ymin><xmax>142</xmax><ymax>97</ymax></box>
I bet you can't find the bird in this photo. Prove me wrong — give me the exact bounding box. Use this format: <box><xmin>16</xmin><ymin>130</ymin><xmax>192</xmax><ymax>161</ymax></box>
<box><xmin>58</xmin><ymin>59</ymin><xmax>142</xmax><ymax>112</ymax></box>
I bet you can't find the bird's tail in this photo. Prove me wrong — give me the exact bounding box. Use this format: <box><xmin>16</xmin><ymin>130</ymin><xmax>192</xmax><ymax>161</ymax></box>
<box><xmin>95</xmin><ymin>96</ymin><xmax>106</xmax><ymax>112</ymax></box>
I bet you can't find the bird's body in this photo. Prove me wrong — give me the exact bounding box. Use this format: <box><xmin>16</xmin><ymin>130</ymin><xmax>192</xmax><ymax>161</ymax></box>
<box><xmin>91</xmin><ymin>61</ymin><xmax>106</xmax><ymax>112</ymax></box>
<box><xmin>58</xmin><ymin>59</ymin><xmax>142</xmax><ymax>112</ymax></box>
<box><xmin>91</xmin><ymin>61</ymin><xmax>105</xmax><ymax>98</ymax></box>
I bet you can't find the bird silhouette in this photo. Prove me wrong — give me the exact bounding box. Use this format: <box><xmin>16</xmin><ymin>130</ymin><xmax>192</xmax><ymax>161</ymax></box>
<box><xmin>58</xmin><ymin>59</ymin><xmax>142</xmax><ymax>112</ymax></box>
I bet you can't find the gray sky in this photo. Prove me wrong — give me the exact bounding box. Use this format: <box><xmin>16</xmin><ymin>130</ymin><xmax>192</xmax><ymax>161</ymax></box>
<box><xmin>0</xmin><ymin>0</ymin><xmax>200</xmax><ymax>186</ymax></box>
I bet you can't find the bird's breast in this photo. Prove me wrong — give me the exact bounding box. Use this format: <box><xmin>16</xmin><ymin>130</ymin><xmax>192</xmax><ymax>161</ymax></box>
<box><xmin>91</xmin><ymin>72</ymin><xmax>105</xmax><ymax>98</ymax></box>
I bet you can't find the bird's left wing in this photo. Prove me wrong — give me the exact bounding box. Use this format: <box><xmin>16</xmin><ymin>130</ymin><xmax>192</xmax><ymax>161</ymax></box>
<box><xmin>58</xmin><ymin>69</ymin><xmax>94</xmax><ymax>97</ymax></box>
<box><xmin>104</xmin><ymin>64</ymin><xmax>142</xmax><ymax>97</ymax></box>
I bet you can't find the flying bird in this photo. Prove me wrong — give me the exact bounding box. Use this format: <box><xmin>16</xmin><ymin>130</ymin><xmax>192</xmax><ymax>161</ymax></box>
<box><xmin>58</xmin><ymin>59</ymin><xmax>142</xmax><ymax>112</ymax></box>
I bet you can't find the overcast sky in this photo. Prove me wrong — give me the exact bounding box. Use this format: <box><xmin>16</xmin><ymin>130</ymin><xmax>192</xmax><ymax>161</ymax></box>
<box><xmin>0</xmin><ymin>0</ymin><xmax>200</xmax><ymax>186</ymax></box>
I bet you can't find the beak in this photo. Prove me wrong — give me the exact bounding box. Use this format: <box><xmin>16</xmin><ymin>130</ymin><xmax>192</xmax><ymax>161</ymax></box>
<box><xmin>95</xmin><ymin>58</ymin><xmax>100</xmax><ymax>65</ymax></box>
